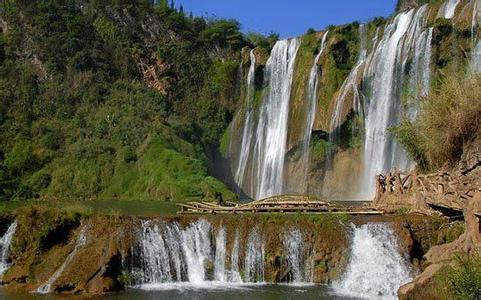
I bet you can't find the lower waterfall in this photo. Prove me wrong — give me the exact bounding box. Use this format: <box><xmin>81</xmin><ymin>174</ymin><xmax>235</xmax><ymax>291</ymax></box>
<box><xmin>332</xmin><ymin>223</ymin><xmax>413</xmax><ymax>298</ymax></box>
<box><xmin>0</xmin><ymin>221</ymin><xmax>17</xmax><ymax>276</ymax></box>
<box><xmin>283</xmin><ymin>229</ymin><xmax>313</xmax><ymax>283</ymax></box>
<box><xmin>128</xmin><ymin>219</ymin><xmax>325</xmax><ymax>289</ymax></box>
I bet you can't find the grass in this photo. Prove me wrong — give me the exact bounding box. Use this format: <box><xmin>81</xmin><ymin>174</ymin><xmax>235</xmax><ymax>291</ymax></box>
<box><xmin>0</xmin><ymin>198</ymin><xmax>182</xmax><ymax>217</ymax></box>
<box><xmin>393</xmin><ymin>74</ymin><xmax>481</xmax><ymax>171</ymax></box>
<box><xmin>437</xmin><ymin>253</ymin><xmax>481</xmax><ymax>299</ymax></box>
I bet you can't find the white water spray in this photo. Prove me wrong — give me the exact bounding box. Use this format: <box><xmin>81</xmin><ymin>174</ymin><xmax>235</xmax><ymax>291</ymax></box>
<box><xmin>0</xmin><ymin>221</ymin><xmax>17</xmax><ymax>276</ymax></box>
<box><xmin>333</xmin><ymin>223</ymin><xmax>413</xmax><ymax>298</ymax></box>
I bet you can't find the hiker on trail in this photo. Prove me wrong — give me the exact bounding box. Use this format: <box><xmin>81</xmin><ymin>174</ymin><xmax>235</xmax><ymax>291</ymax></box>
<box><xmin>216</xmin><ymin>192</ymin><xmax>224</xmax><ymax>206</ymax></box>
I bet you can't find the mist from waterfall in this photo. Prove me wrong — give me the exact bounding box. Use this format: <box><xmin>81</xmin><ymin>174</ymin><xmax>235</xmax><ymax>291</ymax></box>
<box><xmin>360</xmin><ymin>5</ymin><xmax>433</xmax><ymax>199</ymax></box>
<box><xmin>332</xmin><ymin>223</ymin><xmax>413</xmax><ymax>298</ymax></box>
<box><xmin>0</xmin><ymin>221</ymin><xmax>17</xmax><ymax>276</ymax></box>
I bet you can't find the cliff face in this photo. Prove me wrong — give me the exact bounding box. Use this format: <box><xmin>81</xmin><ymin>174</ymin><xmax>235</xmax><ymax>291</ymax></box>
<box><xmin>228</xmin><ymin>0</ymin><xmax>479</xmax><ymax>200</ymax></box>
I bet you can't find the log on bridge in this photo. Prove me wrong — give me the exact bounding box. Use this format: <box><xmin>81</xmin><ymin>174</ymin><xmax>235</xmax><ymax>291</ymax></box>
<box><xmin>176</xmin><ymin>194</ymin><xmax>382</xmax><ymax>215</ymax></box>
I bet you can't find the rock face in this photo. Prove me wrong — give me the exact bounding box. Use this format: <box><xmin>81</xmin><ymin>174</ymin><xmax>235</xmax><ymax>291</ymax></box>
<box><xmin>398</xmin><ymin>193</ymin><xmax>481</xmax><ymax>299</ymax></box>
<box><xmin>396</xmin><ymin>0</ymin><xmax>425</xmax><ymax>12</ymax></box>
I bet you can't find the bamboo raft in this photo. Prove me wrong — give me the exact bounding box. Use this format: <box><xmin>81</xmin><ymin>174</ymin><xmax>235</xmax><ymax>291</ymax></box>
<box><xmin>176</xmin><ymin>194</ymin><xmax>383</xmax><ymax>215</ymax></box>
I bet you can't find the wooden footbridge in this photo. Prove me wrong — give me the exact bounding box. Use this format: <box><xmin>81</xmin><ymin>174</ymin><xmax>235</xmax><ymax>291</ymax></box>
<box><xmin>177</xmin><ymin>194</ymin><xmax>383</xmax><ymax>215</ymax></box>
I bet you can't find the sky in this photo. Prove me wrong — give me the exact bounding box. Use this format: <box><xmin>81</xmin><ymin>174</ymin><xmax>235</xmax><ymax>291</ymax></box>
<box><xmin>174</xmin><ymin>0</ymin><xmax>398</xmax><ymax>38</ymax></box>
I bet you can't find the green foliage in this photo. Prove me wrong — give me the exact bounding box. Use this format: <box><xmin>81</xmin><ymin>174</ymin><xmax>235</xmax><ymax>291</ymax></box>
<box><xmin>391</xmin><ymin>121</ymin><xmax>429</xmax><ymax>171</ymax></box>
<box><xmin>245</xmin><ymin>32</ymin><xmax>279</xmax><ymax>52</ymax></box>
<box><xmin>339</xmin><ymin>111</ymin><xmax>363</xmax><ymax>149</ymax></box>
<box><xmin>437</xmin><ymin>254</ymin><xmax>481</xmax><ymax>299</ymax></box>
<box><xmin>310</xmin><ymin>138</ymin><xmax>332</xmax><ymax>167</ymax></box>
<box><xmin>11</xmin><ymin>205</ymin><xmax>82</xmax><ymax>256</ymax></box>
<box><xmin>0</xmin><ymin>0</ymin><xmax>243</xmax><ymax>205</ymax></box>
<box><xmin>393</xmin><ymin>74</ymin><xmax>481</xmax><ymax>171</ymax></box>
<box><xmin>101</xmin><ymin>135</ymin><xmax>235</xmax><ymax>202</ymax></box>
<box><xmin>4</xmin><ymin>136</ymin><xmax>33</xmax><ymax>175</ymax></box>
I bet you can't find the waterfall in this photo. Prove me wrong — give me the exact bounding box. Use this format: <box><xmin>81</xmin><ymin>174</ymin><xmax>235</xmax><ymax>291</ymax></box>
<box><xmin>244</xmin><ymin>228</ymin><xmax>265</xmax><ymax>282</ymax></box>
<box><xmin>361</xmin><ymin>5</ymin><xmax>432</xmax><ymax>199</ymax></box>
<box><xmin>0</xmin><ymin>221</ymin><xmax>17</xmax><ymax>276</ymax></box>
<box><xmin>438</xmin><ymin>0</ymin><xmax>461</xmax><ymax>19</ymax></box>
<box><xmin>131</xmin><ymin>219</ymin><xmax>272</xmax><ymax>288</ymax></box>
<box><xmin>233</xmin><ymin>49</ymin><xmax>256</xmax><ymax>194</ymax></box>
<box><xmin>473</xmin><ymin>40</ymin><xmax>481</xmax><ymax>72</ymax></box>
<box><xmin>180</xmin><ymin>219</ymin><xmax>212</xmax><ymax>284</ymax></box>
<box><xmin>230</xmin><ymin>230</ymin><xmax>242</xmax><ymax>283</ymax></box>
<box><xmin>329</xmin><ymin>25</ymin><xmax>367</xmax><ymax>150</ymax></box>
<box><xmin>36</xmin><ymin>225</ymin><xmax>88</xmax><ymax>294</ymax></box>
<box><xmin>283</xmin><ymin>229</ymin><xmax>312</xmax><ymax>283</ymax></box>
<box><xmin>333</xmin><ymin>223</ymin><xmax>413</xmax><ymax>298</ymax></box>
<box><xmin>252</xmin><ymin>38</ymin><xmax>300</xmax><ymax>200</ymax></box>
<box><xmin>299</xmin><ymin>32</ymin><xmax>329</xmax><ymax>193</ymax></box>
<box><xmin>471</xmin><ymin>0</ymin><xmax>481</xmax><ymax>72</ymax></box>
<box><xmin>214</xmin><ymin>227</ymin><xmax>227</xmax><ymax>282</ymax></box>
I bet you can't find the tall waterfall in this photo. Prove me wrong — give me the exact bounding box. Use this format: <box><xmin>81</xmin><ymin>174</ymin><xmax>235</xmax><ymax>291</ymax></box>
<box><xmin>37</xmin><ymin>225</ymin><xmax>88</xmax><ymax>294</ymax></box>
<box><xmin>233</xmin><ymin>49</ymin><xmax>256</xmax><ymax>194</ymax></box>
<box><xmin>361</xmin><ymin>5</ymin><xmax>433</xmax><ymax>198</ymax></box>
<box><xmin>0</xmin><ymin>221</ymin><xmax>17</xmax><ymax>276</ymax></box>
<box><xmin>233</xmin><ymin>39</ymin><xmax>300</xmax><ymax>200</ymax></box>
<box><xmin>253</xmin><ymin>38</ymin><xmax>300</xmax><ymax>199</ymax></box>
<box><xmin>298</xmin><ymin>32</ymin><xmax>329</xmax><ymax>193</ymax></box>
<box><xmin>329</xmin><ymin>25</ymin><xmax>367</xmax><ymax>149</ymax></box>
<box><xmin>333</xmin><ymin>223</ymin><xmax>413</xmax><ymax>298</ymax></box>
<box><xmin>438</xmin><ymin>0</ymin><xmax>461</xmax><ymax>19</ymax></box>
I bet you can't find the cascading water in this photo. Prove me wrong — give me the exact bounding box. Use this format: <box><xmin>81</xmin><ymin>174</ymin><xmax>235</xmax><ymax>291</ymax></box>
<box><xmin>298</xmin><ymin>32</ymin><xmax>329</xmax><ymax>193</ymax></box>
<box><xmin>333</xmin><ymin>223</ymin><xmax>413</xmax><ymax>298</ymax></box>
<box><xmin>131</xmin><ymin>219</ymin><xmax>270</xmax><ymax>288</ymax></box>
<box><xmin>181</xmin><ymin>219</ymin><xmax>212</xmax><ymax>284</ymax></box>
<box><xmin>244</xmin><ymin>228</ymin><xmax>265</xmax><ymax>282</ymax></box>
<box><xmin>253</xmin><ymin>38</ymin><xmax>300</xmax><ymax>199</ymax></box>
<box><xmin>230</xmin><ymin>230</ymin><xmax>242</xmax><ymax>283</ymax></box>
<box><xmin>214</xmin><ymin>227</ymin><xmax>227</xmax><ymax>282</ymax></box>
<box><xmin>233</xmin><ymin>39</ymin><xmax>300</xmax><ymax>200</ymax></box>
<box><xmin>283</xmin><ymin>229</ymin><xmax>312</xmax><ymax>283</ymax></box>
<box><xmin>329</xmin><ymin>25</ymin><xmax>367</xmax><ymax>151</ymax></box>
<box><xmin>233</xmin><ymin>50</ymin><xmax>256</xmax><ymax>194</ymax></box>
<box><xmin>36</xmin><ymin>225</ymin><xmax>88</xmax><ymax>294</ymax></box>
<box><xmin>438</xmin><ymin>0</ymin><xmax>461</xmax><ymax>19</ymax></box>
<box><xmin>361</xmin><ymin>5</ymin><xmax>433</xmax><ymax>198</ymax></box>
<box><xmin>0</xmin><ymin>221</ymin><xmax>17</xmax><ymax>276</ymax></box>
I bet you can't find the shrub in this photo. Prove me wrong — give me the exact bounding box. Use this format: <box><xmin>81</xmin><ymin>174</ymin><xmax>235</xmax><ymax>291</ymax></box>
<box><xmin>393</xmin><ymin>74</ymin><xmax>481</xmax><ymax>170</ymax></box>
<box><xmin>437</xmin><ymin>254</ymin><xmax>481</xmax><ymax>299</ymax></box>
<box><xmin>4</xmin><ymin>136</ymin><xmax>33</xmax><ymax>175</ymax></box>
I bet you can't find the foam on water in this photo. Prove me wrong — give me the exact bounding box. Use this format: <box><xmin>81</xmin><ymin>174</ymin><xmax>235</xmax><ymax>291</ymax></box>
<box><xmin>332</xmin><ymin>223</ymin><xmax>413</xmax><ymax>299</ymax></box>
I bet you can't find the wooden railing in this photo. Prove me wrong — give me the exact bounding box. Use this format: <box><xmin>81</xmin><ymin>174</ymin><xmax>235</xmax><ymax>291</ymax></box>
<box><xmin>375</xmin><ymin>170</ymin><xmax>480</xmax><ymax>211</ymax></box>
